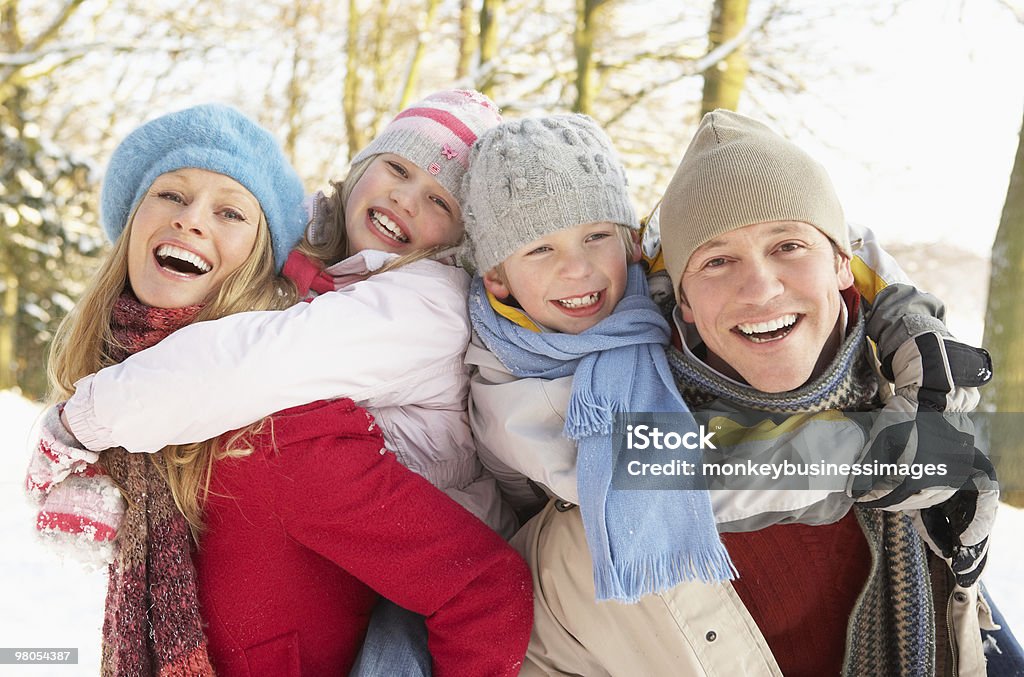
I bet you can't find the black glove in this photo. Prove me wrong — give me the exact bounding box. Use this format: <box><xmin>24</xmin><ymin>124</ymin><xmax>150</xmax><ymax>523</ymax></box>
<box><xmin>882</xmin><ymin>331</ymin><xmax>992</xmax><ymax>412</ymax></box>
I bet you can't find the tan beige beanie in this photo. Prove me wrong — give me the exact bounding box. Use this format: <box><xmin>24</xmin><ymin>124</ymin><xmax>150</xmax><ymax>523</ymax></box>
<box><xmin>660</xmin><ymin>109</ymin><xmax>849</xmax><ymax>296</ymax></box>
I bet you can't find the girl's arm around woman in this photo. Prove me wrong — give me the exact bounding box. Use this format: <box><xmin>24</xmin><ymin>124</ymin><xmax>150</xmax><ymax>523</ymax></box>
<box><xmin>65</xmin><ymin>257</ymin><xmax>470</xmax><ymax>453</ymax></box>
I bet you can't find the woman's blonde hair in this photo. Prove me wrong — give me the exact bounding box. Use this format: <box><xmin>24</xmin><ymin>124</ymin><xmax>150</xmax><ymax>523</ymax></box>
<box><xmin>294</xmin><ymin>156</ymin><xmax>452</xmax><ymax>274</ymax></box>
<box><xmin>48</xmin><ymin>206</ymin><xmax>298</xmax><ymax>536</ymax></box>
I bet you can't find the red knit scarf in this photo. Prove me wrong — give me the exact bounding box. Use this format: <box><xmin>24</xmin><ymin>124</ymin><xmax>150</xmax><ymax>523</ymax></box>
<box><xmin>100</xmin><ymin>291</ymin><xmax>216</xmax><ymax>677</ymax></box>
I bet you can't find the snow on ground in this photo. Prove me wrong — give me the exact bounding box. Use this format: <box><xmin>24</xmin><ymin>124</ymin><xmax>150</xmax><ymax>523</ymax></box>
<box><xmin>1</xmin><ymin>391</ymin><xmax>104</xmax><ymax>676</ymax></box>
<box><xmin>986</xmin><ymin>500</ymin><xmax>1024</xmax><ymax>632</ymax></box>
<box><xmin>2</xmin><ymin>389</ymin><xmax>1021</xmax><ymax>676</ymax></box>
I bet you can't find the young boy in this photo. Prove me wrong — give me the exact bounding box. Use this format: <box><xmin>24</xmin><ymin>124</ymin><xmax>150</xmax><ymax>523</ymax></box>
<box><xmin>463</xmin><ymin>114</ymin><xmax>734</xmax><ymax>609</ymax></box>
<box><xmin>464</xmin><ymin>114</ymin><xmax>644</xmax><ymax>517</ymax></box>
<box><xmin>462</xmin><ymin>111</ymin><xmax>999</xmax><ymax>675</ymax></box>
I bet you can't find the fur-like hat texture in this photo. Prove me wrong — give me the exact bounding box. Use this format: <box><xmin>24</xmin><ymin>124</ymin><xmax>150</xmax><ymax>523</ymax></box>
<box><xmin>101</xmin><ymin>104</ymin><xmax>307</xmax><ymax>271</ymax></box>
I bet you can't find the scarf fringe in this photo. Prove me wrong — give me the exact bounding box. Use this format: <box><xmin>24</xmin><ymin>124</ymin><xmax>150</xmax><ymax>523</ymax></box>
<box><xmin>593</xmin><ymin>543</ymin><xmax>739</xmax><ymax>603</ymax></box>
<box><xmin>564</xmin><ymin>395</ymin><xmax>617</xmax><ymax>440</ymax></box>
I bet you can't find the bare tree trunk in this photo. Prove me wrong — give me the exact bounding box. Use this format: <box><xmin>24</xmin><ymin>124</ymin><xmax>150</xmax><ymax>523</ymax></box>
<box><xmin>700</xmin><ymin>0</ymin><xmax>749</xmax><ymax>115</ymax></box>
<box><xmin>573</xmin><ymin>0</ymin><xmax>602</xmax><ymax>115</ymax></box>
<box><xmin>1</xmin><ymin>0</ymin><xmax>18</xmax><ymax>49</ymax></box>
<box><xmin>370</xmin><ymin>0</ymin><xmax>392</xmax><ymax>139</ymax></box>
<box><xmin>479</xmin><ymin>0</ymin><xmax>502</xmax><ymax>97</ymax></box>
<box><xmin>343</xmin><ymin>0</ymin><xmax>363</xmax><ymax>160</ymax></box>
<box><xmin>1</xmin><ymin>1</ymin><xmax>22</xmax><ymax>391</ymax></box>
<box><xmin>398</xmin><ymin>0</ymin><xmax>440</xmax><ymax>110</ymax></box>
<box><xmin>983</xmin><ymin>106</ymin><xmax>1024</xmax><ymax>507</ymax></box>
<box><xmin>284</xmin><ymin>2</ymin><xmax>305</xmax><ymax>161</ymax></box>
<box><xmin>0</xmin><ymin>270</ymin><xmax>17</xmax><ymax>391</ymax></box>
<box><xmin>0</xmin><ymin>250</ymin><xmax>16</xmax><ymax>390</ymax></box>
<box><xmin>456</xmin><ymin>0</ymin><xmax>476</xmax><ymax>80</ymax></box>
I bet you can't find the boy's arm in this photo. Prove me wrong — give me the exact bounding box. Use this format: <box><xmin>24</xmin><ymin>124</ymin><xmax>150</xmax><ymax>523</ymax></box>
<box><xmin>64</xmin><ymin>261</ymin><xmax>471</xmax><ymax>453</ymax></box>
<box><xmin>706</xmin><ymin>409</ymin><xmax>865</xmax><ymax>531</ymax></box>
<box><xmin>467</xmin><ymin>340</ymin><xmax>581</xmax><ymax>509</ymax></box>
<box><xmin>703</xmin><ymin>401</ymin><xmax>995</xmax><ymax>584</ymax></box>
<box><xmin>849</xmin><ymin>398</ymin><xmax>997</xmax><ymax>587</ymax></box>
<box><xmin>849</xmin><ymin>223</ymin><xmax>995</xmax><ymax>587</ymax></box>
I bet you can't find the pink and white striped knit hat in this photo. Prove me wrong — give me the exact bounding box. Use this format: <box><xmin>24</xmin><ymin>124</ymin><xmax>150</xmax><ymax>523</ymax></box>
<box><xmin>352</xmin><ymin>89</ymin><xmax>502</xmax><ymax>202</ymax></box>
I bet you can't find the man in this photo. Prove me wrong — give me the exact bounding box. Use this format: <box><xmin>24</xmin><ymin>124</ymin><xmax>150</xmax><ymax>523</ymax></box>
<box><xmin>511</xmin><ymin>110</ymin><xmax>996</xmax><ymax>676</ymax></box>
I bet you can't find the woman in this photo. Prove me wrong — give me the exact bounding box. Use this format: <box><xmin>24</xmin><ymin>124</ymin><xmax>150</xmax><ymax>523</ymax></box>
<box><xmin>27</xmin><ymin>103</ymin><xmax>531</xmax><ymax>676</ymax></box>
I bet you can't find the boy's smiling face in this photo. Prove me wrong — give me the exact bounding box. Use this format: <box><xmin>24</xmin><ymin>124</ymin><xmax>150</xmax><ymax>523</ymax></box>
<box><xmin>483</xmin><ymin>221</ymin><xmax>633</xmax><ymax>334</ymax></box>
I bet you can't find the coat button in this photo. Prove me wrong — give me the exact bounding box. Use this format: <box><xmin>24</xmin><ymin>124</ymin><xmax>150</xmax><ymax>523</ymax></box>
<box><xmin>706</xmin><ymin>631</ymin><xmax>717</xmax><ymax>642</ymax></box>
<box><xmin>954</xmin><ymin>592</ymin><xmax>968</xmax><ymax>603</ymax></box>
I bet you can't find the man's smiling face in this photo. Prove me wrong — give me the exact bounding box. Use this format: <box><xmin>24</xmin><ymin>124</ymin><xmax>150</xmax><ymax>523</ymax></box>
<box><xmin>678</xmin><ymin>220</ymin><xmax>854</xmax><ymax>393</ymax></box>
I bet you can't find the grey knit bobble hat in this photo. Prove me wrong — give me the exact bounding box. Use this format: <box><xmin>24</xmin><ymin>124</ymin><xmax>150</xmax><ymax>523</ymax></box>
<box><xmin>463</xmin><ymin>114</ymin><xmax>639</xmax><ymax>274</ymax></box>
<box><xmin>660</xmin><ymin>109</ymin><xmax>849</xmax><ymax>295</ymax></box>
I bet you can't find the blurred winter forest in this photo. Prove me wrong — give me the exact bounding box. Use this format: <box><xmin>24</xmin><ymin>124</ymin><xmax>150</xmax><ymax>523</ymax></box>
<box><xmin>3</xmin><ymin>0</ymin><xmax>1024</xmax><ymax>499</ymax></box>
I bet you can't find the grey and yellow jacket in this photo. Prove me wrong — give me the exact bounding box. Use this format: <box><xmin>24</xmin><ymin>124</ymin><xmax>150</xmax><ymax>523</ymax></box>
<box><xmin>467</xmin><ymin>223</ymin><xmax>996</xmax><ymax>675</ymax></box>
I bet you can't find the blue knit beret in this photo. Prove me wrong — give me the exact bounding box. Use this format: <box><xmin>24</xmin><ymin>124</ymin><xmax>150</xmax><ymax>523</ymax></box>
<box><xmin>100</xmin><ymin>104</ymin><xmax>307</xmax><ymax>271</ymax></box>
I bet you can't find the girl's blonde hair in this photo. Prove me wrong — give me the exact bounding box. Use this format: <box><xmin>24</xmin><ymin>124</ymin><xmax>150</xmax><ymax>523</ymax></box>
<box><xmin>294</xmin><ymin>156</ymin><xmax>452</xmax><ymax>274</ymax></box>
<box><xmin>48</xmin><ymin>207</ymin><xmax>298</xmax><ymax>536</ymax></box>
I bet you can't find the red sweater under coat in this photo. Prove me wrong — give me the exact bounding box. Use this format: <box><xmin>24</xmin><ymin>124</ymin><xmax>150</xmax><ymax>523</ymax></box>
<box><xmin>721</xmin><ymin>512</ymin><xmax>871</xmax><ymax>677</ymax></box>
<box><xmin>193</xmin><ymin>398</ymin><xmax>532</xmax><ymax>676</ymax></box>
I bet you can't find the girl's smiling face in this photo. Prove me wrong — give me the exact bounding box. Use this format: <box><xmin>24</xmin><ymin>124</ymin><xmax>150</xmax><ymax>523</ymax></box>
<box><xmin>343</xmin><ymin>154</ymin><xmax>463</xmax><ymax>256</ymax></box>
<box><xmin>127</xmin><ymin>168</ymin><xmax>262</xmax><ymax>308</ymax></box>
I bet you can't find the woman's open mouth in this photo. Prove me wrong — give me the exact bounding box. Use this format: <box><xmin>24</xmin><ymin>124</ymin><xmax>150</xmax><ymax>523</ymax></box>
<box><xmin>154</xmin><ymin>244</ymin><xmax>211</xmax><ymax>276</ymax></box>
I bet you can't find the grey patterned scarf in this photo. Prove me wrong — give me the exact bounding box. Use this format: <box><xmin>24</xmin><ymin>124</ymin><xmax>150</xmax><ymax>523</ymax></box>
<box><xmin>668</xmin><ymin>313</ymin><xmax>936</xmax><ymax>677</ymax></box>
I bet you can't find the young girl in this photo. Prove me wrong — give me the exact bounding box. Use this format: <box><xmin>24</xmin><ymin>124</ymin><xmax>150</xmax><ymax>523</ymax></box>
<box><xmin>25</xmin><ymin>103</ymin><xmax>531</xmax><ymax>676</ymax></box>
<box><xmin>52</xmin><ymin>89</ymin><xmax>517</xmax><ymax>539</ymax></box>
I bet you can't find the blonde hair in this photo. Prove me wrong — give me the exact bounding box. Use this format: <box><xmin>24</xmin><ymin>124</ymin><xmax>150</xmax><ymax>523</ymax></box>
<box><xmin>294</xmin><ymin>156</ymin><xmax>451</xmax><ymax>274</ymax></box>
<box><xmin>48</xmin><ymin>208</ymin><xmax>297</xmax><ymax>536</ymax></box>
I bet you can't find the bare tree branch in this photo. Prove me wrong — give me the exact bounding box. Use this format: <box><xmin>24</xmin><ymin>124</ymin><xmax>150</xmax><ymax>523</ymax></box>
<box><xmin>997</xmin><ymin>0</ymin><xmax>1024</xmax><ymax>23</ymax></box>
<box><xmin>21</xmin><ymin>0</ymin><xmax>86</xmax><ymax>54</ymax></box>
<box><xmin>601</xmin><ymin>3</ymin><xmax>780</xmax><ymax>128</ymax></box>
<box><xmin>692</xmin><ymin>2</ymin><xmax>779</xmax><ymax>76</ymax></box>
<box><xmin>399</xmin><ymin>0</ymin><xmax>440</xmax><ymax>109</ymax></box>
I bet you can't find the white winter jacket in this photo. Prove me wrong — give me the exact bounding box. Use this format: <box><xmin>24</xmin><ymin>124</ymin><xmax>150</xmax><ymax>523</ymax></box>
<box><xmin>64</xmin><ymin>250</ymin><xmax>515</xmax><ymax>535</ymax></box>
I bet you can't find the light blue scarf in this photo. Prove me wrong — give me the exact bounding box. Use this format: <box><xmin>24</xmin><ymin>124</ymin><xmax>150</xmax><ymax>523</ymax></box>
<box><xmin>469</xmin><ymin>264</ymin><xmax>735</xmax><ymax>601</ymax></box>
